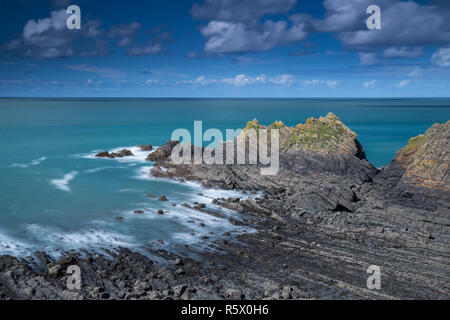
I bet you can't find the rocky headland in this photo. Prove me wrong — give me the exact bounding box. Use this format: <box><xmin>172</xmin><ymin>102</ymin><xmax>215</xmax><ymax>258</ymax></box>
<box><xmin>1</xmin><ymin>114</ymin><xmax>448</xmax><ymax>300</ymax></box>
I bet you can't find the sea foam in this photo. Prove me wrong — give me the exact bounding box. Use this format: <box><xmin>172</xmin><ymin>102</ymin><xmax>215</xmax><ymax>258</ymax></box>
<box><xmin>50</xmin><ymin>171</ymin><xmax>78</xmax><ymax>192</ymax></box>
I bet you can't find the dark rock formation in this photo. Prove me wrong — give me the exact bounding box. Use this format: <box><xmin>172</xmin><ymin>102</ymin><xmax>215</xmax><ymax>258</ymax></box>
<box><xmin>137</xmin><ymin>144</ymin><xmax>153</xmax><ymax>151</ymax></box>
<box><xmin>95</xmin><ymin>149</ymin><xmax>134</xmax><ymax>158</ymax></box>
<box><xmin>380</xmin><ymin>120</ymin><xmax>449</xmax><ymax>196</ymax></box>
<box><xmin>147</xmin><ymin>114</ymin><xmax>377</xmax><ymax>214</ymax></box>
<box><xmin>146</xmin><ymin>141</ymin><xmax>180</xmax><ymax>161</ymax></box>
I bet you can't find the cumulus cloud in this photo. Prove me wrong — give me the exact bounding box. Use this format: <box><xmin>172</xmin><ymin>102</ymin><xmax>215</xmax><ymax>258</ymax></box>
<box><xmin>180</xmin><ymin>75</ymin><xmax>218</xmax><ymax>86</ymax></box>
<box><xmin>268</xmin><ymin>74</ymin><xmax>295</xmax><ymax>85</ymax></box>
<box><xmin>303</xmin><ymin>79</ymin><xmax>340</xmax><ymax>88</ymax></box>
<box><xmin>431</xmin><ymin>48</ymin><xmax>450</xmax><ymax>67</ymax></box>
<box><xmin>192</xmin><ymin>0</ymin><xmax>450</xmax><ymax>58</ymax></box>
<box><xmin>145</xmin><ymin>79</ymin><xmax>160</xmax><ymax>85</ymax></box>
<box><xmin>321</xmin><ymin>0</ymin><xmax>450</xmax><ymax>48</ymax></box>
<box><xmin>192</xmin><ymin>0</ymin><xmax>309</xmax><ymax>54</ymax></box>
<box><xmin>177</xmin><ymin>73</ymin><xmax>296</xmax><ymax>86</ymax></box>
<box><xmin>363</xmin><ymin>80</ymin><xmax>376</xmax><ymax>88</ymax></box>
<box><xmin>396</xmin><ymin>79</ymin><xmax>411</xmax><ymax>88</ymax></box>
<box><xmin>221</xmin><ymin>74</ymin><xmax>267</xmax><ymax>86</ymax></box>
<box><xmin>200</xmin><ymin>18</ymin><xmax>308</xmax><ymax>54</ymax></box>
<box><xmin>1</xmin><ymin>9</ymin><xmax>108</xmax><ymax>59</ymax></box>
<box><xmin>2</xmin><ymin>9</ymin><xmax>167</xmax><ymax>59</ymax></box>
<box><xmin>11</xmin><ymin>9</ymin><xmax>78</xmax><ymax>58</ymax></box>
<box><xmin>311</xmin><ymin>0</ymin><xmax>450</xmax><ymax>65</ymax></box>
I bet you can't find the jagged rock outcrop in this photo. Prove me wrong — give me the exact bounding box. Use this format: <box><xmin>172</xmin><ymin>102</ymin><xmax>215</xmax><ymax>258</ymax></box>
<box><xmin>242</xmin><ymin>113</ymin><xmax>366</xmax><ymax>159</ymax></box>
<box><xmin>147</xmin><ymin>114</ymin><xmax>377</xmax><ymax>214</ymax></box>
<box><xmin>146</xmin><ymin>141</ymin><xmax>179</xmax><ymax>161</ymax></box>
<box><xmin>137</xmin><ymin>144</ymin><xmax>153</xmax><ymax>151</ymax></box>
<box><xmin>95</xmin><ymin>149</ymin><xmax>134</xmax><ymax>158</ymax></box>
<box><xmin>355</xmin><ymin>120</ymin><xmax>450</xmax><ymax>239</ymax></box>
<box><xmin>381</xmin><ymin>120</ymin><xmax>449</xmax><ymax>192</ymax></box>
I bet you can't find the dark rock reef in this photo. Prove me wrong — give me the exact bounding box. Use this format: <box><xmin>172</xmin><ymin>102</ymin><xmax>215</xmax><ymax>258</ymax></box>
<box><xmin>95</xmin><ymin>149</ymin><xmax>134</xmax><ymax>158</ymax></box>
<box><xmin>1</xmin><ymin>114</ymin><xmax>449</xmax><ymax>300</ymax></box>
<box><xmin>137</xmin><ymin>144</ymin><xmax>153</xmax><ymax>151</ymax></box>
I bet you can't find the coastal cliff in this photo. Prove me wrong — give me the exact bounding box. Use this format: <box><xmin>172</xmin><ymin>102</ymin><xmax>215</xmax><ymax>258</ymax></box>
<box><xmin>381</xmin><ymin>120</ymin><xmax>449</xmax><ymax>193</ymax></box>
<box><xmin>1</xmin><ymin>115</ymin><xmax>449</xmax><ymax>300</ymax></box>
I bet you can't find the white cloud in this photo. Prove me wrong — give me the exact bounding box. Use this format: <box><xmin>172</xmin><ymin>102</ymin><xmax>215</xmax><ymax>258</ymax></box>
<box><xmin>201</xmin><ymin>19</ymin><xmax>307</xmax><ymax>54</ymax></box>
<box><xmin>268</xmin><ymin>74</ymin><xmax>295</xmax><ymax>85</ymax></box>
<box><xmin>408</xmin><ymin>67</ymin><xmax>423</xmax><ymax>77</ymax></box>
<box><xmin>329</xmin><ymin>0</ymin><xmax>450</xmax><ymax>48</ymax></box>
<box><xmin>363</xmin><ymin>80</ymin><xmax>376</xmax><ymax>88</ymax></box>
<box><xmin>145</xmin><ymin>79</ymin><xmax>160</xmax><ymax>85</ymax></box>
<box><xmin>431</xmin><ymin>48</ymin><xmax>450</xmax><ymax>67</ymax></box>
<box><xmin>183</xmin><ymin>75</ymin><xmax>218</xmax><ymax>85</ymax></box>
<box><xmin>303</xmin><ymin>79</ymin><xmax>340</xmax><ymax>88</ymax></box>
<box><xmin>221</xmin><ymin>74</ymin><xmax>267</xmax><ymax>86</ymax></box>
<box><xmin>176</xmin><ymin>73</ymin><xmax>296</xmax><ymax>87</ymax></box>
<box><xmin>396</xmin><ymin>79</ymin><xmax>411</xmax><ymax>88</ymax></box>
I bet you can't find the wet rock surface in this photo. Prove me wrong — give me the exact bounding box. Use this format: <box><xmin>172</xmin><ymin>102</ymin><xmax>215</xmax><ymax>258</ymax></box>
<box><xmin>1</xmin><ymin>116</ymin><xmax>449</xmax><ymax>300</ymax></box>
<box><xmin>95</xmin><ymin>149</ymin><xmax>134</xmax><ymax>158</ymax></box>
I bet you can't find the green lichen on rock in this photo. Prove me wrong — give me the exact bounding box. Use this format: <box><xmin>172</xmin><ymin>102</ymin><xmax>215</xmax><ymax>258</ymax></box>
<box><xmin>395</xmin><ymin>121</ymin><xmax>450</xmax><ymax>190</ymax></box>
<box><xmin>286</xmin><ymin>113</ymin><xmax>355</xmax><ymax>152</ymax></box>
<box><xmin>269</xmin><ymin>121</ymin><xmax>285</xmax><ymax>130</ymax></box>
<box><xmin>404</xmin><ymin>134</ymin><xmax>425</xmax><ymax>152</ymax></box>
<box><xmin>244</xmin><ymin>119</ymin><xmax>261</xmax><ymax>131</ymax></box>
<box><xmin>238</xmin><ymin>113</ymin><xmax>362</xmax><ymax>156</ymax></box>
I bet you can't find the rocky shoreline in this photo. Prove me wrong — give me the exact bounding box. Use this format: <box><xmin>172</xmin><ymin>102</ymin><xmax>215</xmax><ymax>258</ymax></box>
<box><xmin>1</xmin><ymin>114</ymin><xmax>449</xmax><ymax>300</ymax></box>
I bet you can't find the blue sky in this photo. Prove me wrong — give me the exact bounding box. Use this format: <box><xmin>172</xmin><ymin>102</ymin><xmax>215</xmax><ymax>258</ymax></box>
<box><xmin>0</xmin><ymin>0</ymin><xmax>449</xmax><ymax>97</ymax></box>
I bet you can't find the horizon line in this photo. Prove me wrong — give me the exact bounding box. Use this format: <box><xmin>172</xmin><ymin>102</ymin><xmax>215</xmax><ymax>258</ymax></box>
<box><xmin>1</xmin><ymin>96</ymin><xmax>450</xmax><ymax>99</ymax></box>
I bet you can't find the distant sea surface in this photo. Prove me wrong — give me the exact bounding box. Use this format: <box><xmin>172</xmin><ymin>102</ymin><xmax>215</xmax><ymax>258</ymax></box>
<box><xmin>1</xmin><ymin>98</ymin><xmax>449</xmax><ymax>257</ymax></box>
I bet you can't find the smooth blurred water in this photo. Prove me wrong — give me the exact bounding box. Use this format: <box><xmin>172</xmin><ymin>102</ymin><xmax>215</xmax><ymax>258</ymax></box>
<box><xmin>0</xmin><ymin>98</ymin><xmax>449</xmax><ymax>257</ymax></box>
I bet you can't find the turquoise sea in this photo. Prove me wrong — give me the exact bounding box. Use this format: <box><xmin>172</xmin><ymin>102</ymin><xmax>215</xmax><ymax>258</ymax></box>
<box><xmin>0</xmin><ymin>98</ymin><xmax>449</xmax><ymax>257</ymax></box>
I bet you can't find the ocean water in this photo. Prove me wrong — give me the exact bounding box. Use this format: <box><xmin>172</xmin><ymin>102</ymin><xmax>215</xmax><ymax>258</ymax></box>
<box><xmin>0</xmin><ymin>98</ymin><xmax>449</xmax><ymax>258</ymax></box>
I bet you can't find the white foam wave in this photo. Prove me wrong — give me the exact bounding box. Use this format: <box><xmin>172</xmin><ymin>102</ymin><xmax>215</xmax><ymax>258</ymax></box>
<box><xmin>11</xmin><ymin>163</ymin><xmax>28</xmax><ymax>168</ymax></box>
<box><xmin>135</xmin><ymin>166</ymin><xmax>155</xmax><ymax>180</ymax></box>
<box><xmin>25</xmin><ymin>224</ymin><xmax>137</xmax><ymax>252</ymax></box>
<box><xmin>0</xmin><ymin>230</ymin><xmax>33</xmax><ymax>257</ymax></box>
<box><xmin>11</xmin><ymin>157</ymin><xmax>47</xmax><ymax>168</ymax></box>
<box><xmin>50</xmin><ymin>171</ymin><xmax>78</xmax><ymax>192</ymax></box>
<box><xmin>80</xmin><ymin>146</ymin><xmax>157</xmax><ymax>163</ymax></box>
<box><xmin>31</xmin><ymin>157</ymin><xmax>47</xmax><ymax>165</ymax></box>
